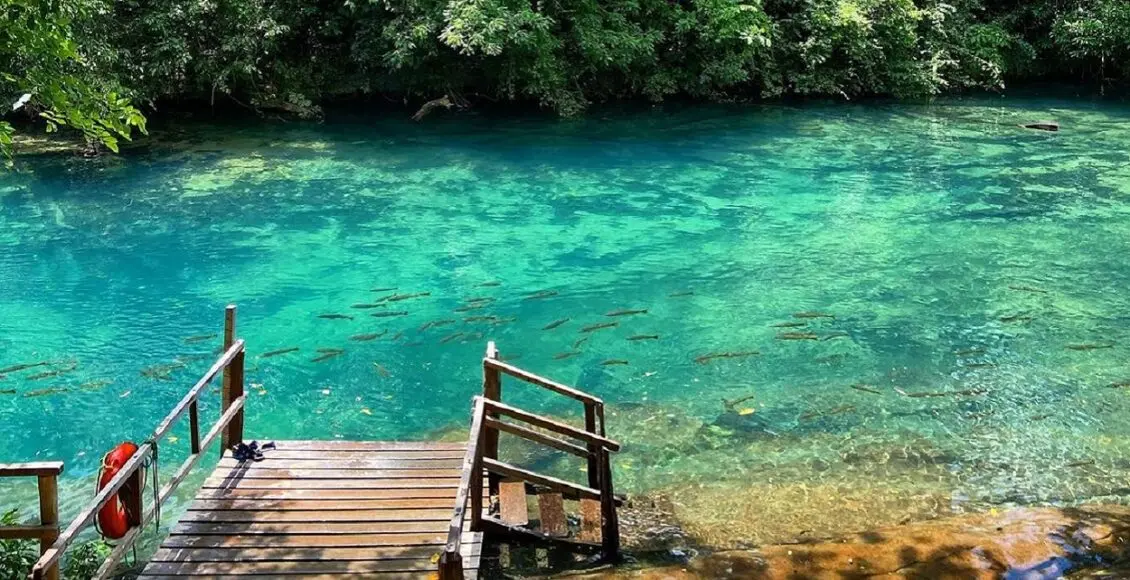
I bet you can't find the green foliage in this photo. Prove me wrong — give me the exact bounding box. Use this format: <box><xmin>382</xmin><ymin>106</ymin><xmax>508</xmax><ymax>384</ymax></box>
<box><xmin>0</xmin><ymin>509</ymin><xmax>37</xmax><ymax>580</ymax></box>
<box><xmin>0</xmin><ymin>0</ymin><xmax>146</xmax><ymax>158</ymax></box>
<box><xmin>2</xmin><ymin>0</ymin><xmax>1130</xmax><ymax>146</ymax></box>
<box><xmin>61</xmin><ymin>539</ymin><xmax>110</xmax><ymax>580</ymax></box>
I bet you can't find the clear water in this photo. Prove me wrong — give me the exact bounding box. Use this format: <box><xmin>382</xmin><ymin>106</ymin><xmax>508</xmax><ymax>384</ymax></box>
<box><xmin>4</xmin><ymin>97</ymin><xmax>1130</xmax><ymax>548</ymax></box>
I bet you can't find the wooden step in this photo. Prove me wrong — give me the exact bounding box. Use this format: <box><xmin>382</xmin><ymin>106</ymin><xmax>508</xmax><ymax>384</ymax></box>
<box><xmin>498</xmin><ymin>478</ymin><xmax>529</xmax><ymax>526</ymax></box>
<box><xmin>537</xmin><ymin>492</ymin><xmax>567</xmax><ymax>537</ymax></box>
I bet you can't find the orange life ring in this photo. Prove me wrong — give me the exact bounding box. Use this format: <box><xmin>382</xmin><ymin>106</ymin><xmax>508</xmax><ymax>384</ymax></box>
<box><xmin>96</xmin><ymin>442</ymin><xmax>141</xmax><ymax>539</ymax></box>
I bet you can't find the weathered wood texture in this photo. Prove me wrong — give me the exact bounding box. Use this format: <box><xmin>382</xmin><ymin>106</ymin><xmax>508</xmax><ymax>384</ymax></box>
<box><xmin>139</xmin><ymin>440</ymin><xmax>483</xmax><ymax>579</ymax></box>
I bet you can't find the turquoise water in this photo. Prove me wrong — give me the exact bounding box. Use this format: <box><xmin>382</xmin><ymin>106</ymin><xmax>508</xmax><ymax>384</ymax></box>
<box><xmin>4</xmin><ymin>97</ymin><xmax>1130</xmax><ymax>547</ymax></box>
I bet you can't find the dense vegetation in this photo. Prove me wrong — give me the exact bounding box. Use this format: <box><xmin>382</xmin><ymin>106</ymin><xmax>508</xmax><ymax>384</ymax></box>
<box><xmin>3</xmin><ymin>0</ymin><xmax>1130</xmax><ymax>155</ymax></box>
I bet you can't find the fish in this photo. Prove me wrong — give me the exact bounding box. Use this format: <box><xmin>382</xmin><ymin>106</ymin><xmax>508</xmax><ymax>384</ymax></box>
<box><xmin>1108</xmin><ymin>381</ymin><xmax>1130</xmax><ymax>389</ymax></box>
<box><xmin>454</xmin><ymin>304</ymin><xmax>487</xmax><ymax>312</ymax></box>
<box><xmin>465</xmin><ymin>315</ymin><xmax>498</xmax><ymax>323</ymax></box>
<box><xmin>0</xmin><ymin>362</ymin><xmax>49</xmax><ymax>374</ymax></box>
<box><xmin>542</xmin><ymin>318</ymin><xmax>570</xmax><ymax>330</ymax></box>
<box><xmin>440</xmin><ymin>332</ymin><xmax>465</xmax><ymax>344</ymax></box>
<box><xmin>184</xmin><ymin>333</ymin><xmax>217</xmax><ymax>343</ymax></box>
<box><xmin>351</xmin><ymin>303</ymin><xmax>386</xmax><ymax>309</ymax></box>
<box><xmin>850</xmin><ymin>384</ymin><xmax>882</xmax><ymax>395</ymax></box>
<box><xmin>24</xmin><ymin>387</ymin><xmax>69</xmax><ymax>398</ymax></box>
<box><xmin>26</xmin><ymin>364</ymin><xmax>78</xmax><ymax>381</ymax></box>
<box><xmin>350</xmin><ymin>332</ymin><xmax>385</xmax><ymax>342</ymax></box>
<box><xmin>431</xmin><ymin>319</ymin><xmax>457</xmax><ymax>328</ymax></box>
<box><xmin>1067</xmin><ymin>460</ymin><xmax>1095</xmax><ymax>468</ymax></box>
<box><xmin>821</xmin><ymin>332</ymin><xmax>850</xmax><ymax>341</ymax></box>
<box><xmin>799</xmin><ymin>404</ymin><xmax>856</xmax><ymax>422</ymax></box>
<box><xmin>371</xmin><ymin>311</ymin><xmax>409</xmax><ymax>318</ymax></box>
<box><xmin>387</xmin><ymin>292</ymin><xmax>431</xmax><ymax>302</ymax></box>
<box><xmin>1008</xmin><ymin>285</ymin><xmax>1048</xmax><ymax>294</ymax></box>
<box><xmin>0</xmin><ymin>389</ymin><xmax>15</xmax><ymax>395</ymax></box>
<box><xmin>694</xmin><ymin>351</ymin><xmax>760</xmax><ymax>364</ymax></box>
<box><xmin>80</xmin><ymin>379</ymin><xmax>113</xmax><ymax>391</ymax></box>
<box><xmin>999</xmin><ymin>313</ymin><xmax>1033</xmax><ymax>323</ymax></box>
<box><xmin>776</xmin><ymin>332</ymin><xmax>819</xmax><ymax>341</ymax></box>
<box><xmin>311</xmin><ymin>351</ymin><xmax>344</xmax><ymax>363</ymax></box>
<box><xmin>962</xmin><ymin>362</ymin><xmax>997</xmax><ymax>369</ymax></box>
<box><xmin>479</xmin><ymin>281</ymin><xmax>502</xmax><ymax>287</ymax></box>
<box><xmin>581</xmin><ymin>322</ymin><xmax>619</xmax><ymax>333</ymax></box>
<box><xmin>771</xmin><ymin>322</ymin><xmax>807</xmax><ymax>328</ymax></box>
<box><xmin>1029</xmin><ymin>414</ymin><xmax>1051</xmax><ymax>421</ymax></box>
<box><xmin>606</xmin><ymin>309</ymin><xmax>648</xmax><ymax>317</ymax></box>
<box><xmin>391</xmin><ymin>331</ymin><xmax>404</xmax><ymax>341</ymax></box>
<box><xmin>490</xmin><ymin>317</ymin><xmax>517</xmax><ymax>325</ymax></box>
<box><xmin>318</xmin><ymin>314</ymin><xmax>354</xmax><ymax>320</ymax></box>
<box><xmin>374</xmin><ymin>363</ymin><xmax>391</xmax><ymax>377</ymax></box>
<box><xmin>600</xmin><ymin>359</ymin><xmax>629</xmax><ymax>366</ymax></box>
<box><xmin>669</xmin><ymin>291</ymin><xmax>694</xmax><ymax>297</ymax></box>
<box><xmin>1066</xmin><ymin>343</ymin><xmax>1115</xmax><ymax>351</ymax></box>
<box><xmin>261</xmin><ymin>347</ymin><xmax>299</xmax><ymax>358</ymax></box>
<box><xmin>554</xmin><ymin>351</ymin><xmax>581</xmax><ymax>360</ymax></box>
<box><xmin>523</xmin><ymin>290</ymin><xmax>558</xmax><ymax>301</ymax></box>
<box><xmin>627</xmin><ymin>335</ymin><xmax>659</xmax><ymax>341</ymax></box>
<box><xmin>465</xmin><ymin>297</ymin><xmax>495</xmax><ymax>304</ymax></box>
<box><xmin>371</xmin><ymin>287</ymin><xmax>398</xmax><ymax>292</ymax></box>
<box><xmin>573</xmin><ymin>337</ymin><xmax>590</xmax><ymax>349</ymax></box>
<box><xmin>419</xmin><ymin>321</ymin><xmax>434</xmax><ymax>332</ymax></box>
<box><xmin>894</xmin><ymin>387</ymin><xmax>987</xmax><ymax>398</ymax></box>
<box><xmin>722</xmin><ymin>394</ymin><xmax>757</xmax><ymax>410</ymax></box>
<box><xmin>793</xmin><ymin>311</ymin><xmax>835</xmax><ymax>319</ymax></box>
<box><xmin>954</xmin><ymin>348</ymin><xmax>986</xmax><ymax>357</ymax></box>
<box><xmin>317</xmin><ymin>348</ymin><xmax>345</xmax><ymax>354</ymax></box>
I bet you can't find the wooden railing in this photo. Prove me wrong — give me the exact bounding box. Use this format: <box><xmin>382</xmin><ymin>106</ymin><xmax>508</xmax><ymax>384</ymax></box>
<box><xmin>439</xmin><ymin>342</ymin><xmax>621</xmax><ymax>580</ymax></box>
<box><xmin>26</xmin><ymin>305</ymin><xmax>247</xmax><ymax>580</ymax></box>
<box><xmin>0</xmin><ymin>463</ymin><xmax>64</xmax><ymax>580</ymax></box>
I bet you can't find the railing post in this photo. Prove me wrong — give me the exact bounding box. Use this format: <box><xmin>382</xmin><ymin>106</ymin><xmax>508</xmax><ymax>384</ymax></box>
<box><xmin>597</xmin><ymin>448</ymin><xmax>619</xmax><ymax>562</ymax></box>
<box><xmin>124</xmin><ymin>468</ymin><xmax>144</xmax><ymax>531</ymax></box>
<box><xmin>36</xmin><ymin>474</ymin><xmax>59</xmax><ymax>580</ymax></box>
<box><xmin>470</xmin><ymin>398</ymin><xmax>485</xmax><ymax>531</ymax></box>
<box><xmin>584</xmin><ymin>403</ymin><xmax>600</xmax><ymax>489</ymax></box>
<box><xmin>482</xmin><ymin>341</ymin><xmax>501</xmax><ymax>498</ymax></box>
<box><xmin>221</xmin><ymin>305</ymin><xmax>244</xmax><ymax>450</ymax></box>
<box><xmin>189</xmin><ymin>399</ymin><xmax>201</xmax><ymax>455</ymax></box>
<box><xmin>438</xmin><ymin>551</ymin><xmax>464</xmax><ymax>580</ymax></box>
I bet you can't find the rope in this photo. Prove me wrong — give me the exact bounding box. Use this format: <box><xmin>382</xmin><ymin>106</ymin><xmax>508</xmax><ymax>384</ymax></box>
<box><xmin>142</xmin><ymin>437</ymin><xmax>161</xmax><ymax>532</ymax></box>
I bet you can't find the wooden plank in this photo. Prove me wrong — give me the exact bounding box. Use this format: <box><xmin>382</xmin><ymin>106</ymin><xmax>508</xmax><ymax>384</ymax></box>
<box><xmin>223</xmin><ymin>450</ymin><xmax>468</xmax><ymax>461</ymax></box>
<box><xmin>201</xmin><ymin>477</ymin><xmax>460</xmax><ymax>490</ymax></box>
<box><xmin>482</xmin><ymin>458</ymin><xmax>600</xmax><ymax>501</ymax></box>
<box><xmin>196</xmin><ymin>488</ymin><xmax>477</xmax><ymax>501</ymax></box>
<box><xmin>579</xmin><ymin>498</ymin><xmax>601</xmax><ymax>543</ymax></box>
<box><xmin>37</xmin><ymin>473</ymin><xmax>59</xmax><ymax>580</ymax></box>
<box><xmin>216</xmin><ymin>458</ymin><xmax>462</xmax><ymax>470</ymax></box>
<box><xmin>0</xmin><ymin>525</ymin><xmax>57</xmax><ymax>540</ymax></box>
<box><xmin>481</xmin><ymin>399</ymin><xmax>620</xmax><ymax>451</ymax></box>
<box><xmin>443</xmin><ymin>396</ymin><xmax>483</xmax><ymax>562</ymax></box>
<box><xmin>498</xmin><ymin>479</ymin><xmax>529</xmax><ymax>526</ymax></box>
<box><xmin>189</xmin><ymin>498</ymin><xmax>456</xmax><ymax>511</ymax></box>
<box><xmin>150</xmin><ymin>544</ymin><xmax>475</xmax><ymax>563</ymax></box>
<box><xmin>0</xmin><ymin>462</ymin><xmax>64</xmax><ymax>477</ymax></box>
<box><xmin>271</xmin><ymin>441</ymin><xmax>466</xmax><ymax>451</ymax></box>
<box><xmin>171</xmin><ymin>521</ymin><xmax>467</xmax><ymax>535</ymax></box>
<box><xmin>484</xmin><ymin>418</ymin><xmax>589</xmax><ymax>458</ymax></box>
<box><xmin>537</xmin><ymin>493</ymin><xmax>567</xmax><ymax>537</ymax></box>
<box><xmin>162</xmin><ymin>533</ymin><xmax>480</xmax><ymax>549</ymax></box>
<box><xmin>484</xmin><ymin>358</ymin><xmax>603</xmax><ymax>405</ymax></box>
<box><xmin>207</xmin><ymin>468</ymin><xmax>460</xmax><ymax>480</ymax></box>
<box><xmin>142</xmin><ymin>559</ymin><xmax>474</xmax><ymax>574</ymax></box>
<box><xmin>179</xmin><ymin>509</ymin><xmax>453</xmax><ymax>524</ymax></box>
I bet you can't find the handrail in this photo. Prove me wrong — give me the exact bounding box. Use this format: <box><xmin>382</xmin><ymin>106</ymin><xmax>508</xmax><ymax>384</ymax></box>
<box><xmin>483</xmin><ymin>358</ymin><xmax>604</xmax><ymax>406</ymax></box>
<box><xmin>29</xmin><ymin>307</ymin><xmax>247</xmax><ymax>580</ymax></box>
<box><xmin>438</xmin><ymin>397</ymin><xmax>487</xmax><ymax>580</ymax></box>
<box><xmin>0</xmin><ymin>463</ymin><xmax>63</xmax><ymax>580</ymax></box>
<box><xmin>481</xmin><ymin>399</ymin><xmax>620</xmax><ymax>451</ymax></box>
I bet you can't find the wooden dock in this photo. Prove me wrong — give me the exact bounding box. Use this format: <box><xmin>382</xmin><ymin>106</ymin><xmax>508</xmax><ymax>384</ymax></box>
<box><xmin>5</xmin><ymin>305</ymin><xmax>622</xmax><ymax>580</ymax></box>
<box><xmin>139</xmin><ymin>441</ymin><xmax>485</xmax><ymax>579</ymax></box>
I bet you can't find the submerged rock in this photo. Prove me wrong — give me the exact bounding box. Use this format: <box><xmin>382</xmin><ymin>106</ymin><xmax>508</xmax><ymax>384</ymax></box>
<box><xmin>580</xmin><ymin>505</ymin><xmax>1130</xmax><ymax>579</ymax></box>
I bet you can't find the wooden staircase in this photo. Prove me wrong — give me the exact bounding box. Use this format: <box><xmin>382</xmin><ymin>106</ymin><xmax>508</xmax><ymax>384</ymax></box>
<box><xmin>439</xmin><ymin>342</ymin><xmax>622</xmax><ymax>579</ymax></box>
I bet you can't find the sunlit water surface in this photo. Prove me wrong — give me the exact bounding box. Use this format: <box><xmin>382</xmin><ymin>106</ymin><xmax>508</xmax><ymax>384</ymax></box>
<box><xmin>4</xmin><ymin>97</ymin><xmax>1130</xmax><ymax>550</ymax></box>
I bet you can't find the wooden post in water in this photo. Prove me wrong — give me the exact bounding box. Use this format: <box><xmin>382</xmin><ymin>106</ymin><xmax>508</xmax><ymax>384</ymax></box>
<box><xmin>36</xmin><ymin>472</ymin><xmax>59</xmax><ymax>580</ymax></box>
<box><xmin>597</xmin><ymin>448</ymin><xmax>619</xmax><ymax>562</ymax></box>
<box><xmin>220</xmin><ymin>305</ymin><xmax>244</xmax><ymax>450</ymax></box>
<box><xmin>583</xmin><ymin>403</ymin><xmax>600</xmax><ymax>489</ymax></box>
<box><xmin>481</xmin><ymin>342</ymin><xmax>501</xmax><ymax>497</ymax></box>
